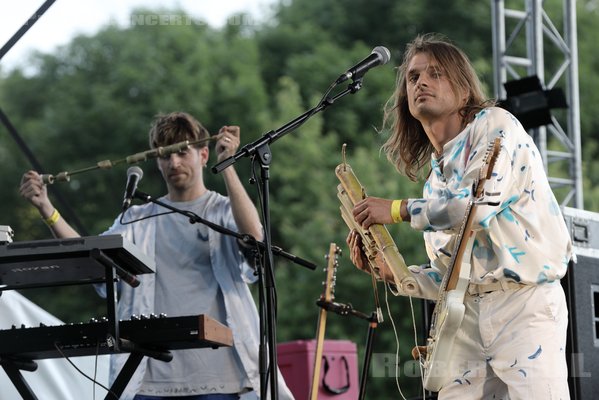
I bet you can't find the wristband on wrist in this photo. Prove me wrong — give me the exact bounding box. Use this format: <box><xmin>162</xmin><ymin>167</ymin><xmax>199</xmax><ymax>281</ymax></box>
<box><xmin>391</xmin><ymin>199</ymin><xmax>403</xmax><ymax>223</ymax></box>
<box><xmin>44</xmin><ymin>209</ymin><xmax>60</xmax><ymax>226</ymax></box>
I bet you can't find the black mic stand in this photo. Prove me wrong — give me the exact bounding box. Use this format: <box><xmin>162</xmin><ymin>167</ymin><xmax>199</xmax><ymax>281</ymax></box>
<box><xmin>316</xmin><ymin>300</ymin><xmax>379</xmax><ymax>400</ymax></box>
<box><xmin>212</xmin><ymin>79</ymin><xmax>364</xmax><ymax>399</ymax></box>
<box><xmin>132</xmin><ymin>189</ymin><xmax>318</xmax><ymax>396</ymax></box>
<box><xmin>131</xmin><ymin>190</ymin><xmax>316</xmax><ymax>273</ymax></box>
<box><xmin>132</xmin><ymin>190</ymin><xmax>316</xmax><ymax>398</ymax></box>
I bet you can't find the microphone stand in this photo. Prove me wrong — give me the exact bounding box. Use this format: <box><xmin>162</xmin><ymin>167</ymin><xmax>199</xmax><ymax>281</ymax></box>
<box><xmin>212</xmin><ymin>79</ymin><xmax>364</xmax><ymax>399</ymax></box>
<box><xmin>316</xmin><ymin>300</ymin><xmax>379</xmax><ymax>400</ymax></box>
<box><xmin>132</xmin><ymin>190</ymin><xmax>317</xmax><ymax>272</ymax></box>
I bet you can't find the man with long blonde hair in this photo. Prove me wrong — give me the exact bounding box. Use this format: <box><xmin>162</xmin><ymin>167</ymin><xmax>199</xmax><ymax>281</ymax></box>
<box><xmin>347</xmin><ymin>34</ymin><xmax>571</xmax><ymax>399</ymax></box>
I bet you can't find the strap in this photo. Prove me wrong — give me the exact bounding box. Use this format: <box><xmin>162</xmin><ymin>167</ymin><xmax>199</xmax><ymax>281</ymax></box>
<box><xmin>322</xmin><ymin>355</ymin><xmax>351</xmax><ymax>395</ymax></box>
<box><xmin>468</xmin><ymin>280</ymin><xmax>526</xmax><ymax>295</ymax></box>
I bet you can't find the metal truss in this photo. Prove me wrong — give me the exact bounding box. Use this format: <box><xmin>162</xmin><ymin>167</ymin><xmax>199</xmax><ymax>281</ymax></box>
<box><xmin>491</xmin><ymin>0</ymin><xmax>583</xmax><ymax>208</ymax></box>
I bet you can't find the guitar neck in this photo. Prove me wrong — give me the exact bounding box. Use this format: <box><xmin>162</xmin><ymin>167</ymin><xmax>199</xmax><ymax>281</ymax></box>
<box><xmin>309</xmin><ymin>308</ymin><xmax>328</xmax><ymax>400</ymax></box>
<box><xmin>441</xmin><ymin>138</ymin><xmax>501</xmax><ymax>292</ymax></box>
<box><xmin>445</xmin><ymin>200</ymin><xmax>478</xmax><ymax>291</ymax></box>
<box><xmin>309</xmin><ymin>243</ymin><xmax>339</xmax><ymax>400</ymax></box>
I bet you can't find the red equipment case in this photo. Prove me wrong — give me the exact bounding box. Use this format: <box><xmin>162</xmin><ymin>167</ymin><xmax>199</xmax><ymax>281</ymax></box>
<box><xmin>278</xmin><ymin>339</ymin><xmax>359</xmax><ymax>399</ymax></box>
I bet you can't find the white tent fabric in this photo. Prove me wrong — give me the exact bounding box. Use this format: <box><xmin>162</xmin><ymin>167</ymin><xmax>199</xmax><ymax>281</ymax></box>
<box><xmin>0</xmin><ymin>291</ymin><xmax>109</xmax><ymax>400</ymax></box>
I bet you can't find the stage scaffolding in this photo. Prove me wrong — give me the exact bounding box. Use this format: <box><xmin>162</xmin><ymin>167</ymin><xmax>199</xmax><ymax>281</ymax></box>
<box><xmin>491</xmin><ymin>0</ymin><xmax>583</xmax><ymax>208</ymax></box>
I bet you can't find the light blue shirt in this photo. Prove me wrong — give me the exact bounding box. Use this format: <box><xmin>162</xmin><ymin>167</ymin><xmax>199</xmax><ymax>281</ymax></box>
<box><xmin>399</xmin><ymin>108</ymin><xmax>572</xmax><ymax>299</ymax></box>
<box><xmin>98</xmin><ymin>190</ymin><xmax>293</xmax><ymax>399</ymax></box>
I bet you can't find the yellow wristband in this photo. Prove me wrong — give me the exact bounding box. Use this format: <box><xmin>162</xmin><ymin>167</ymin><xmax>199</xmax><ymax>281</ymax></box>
<box><xmin>391</xmin><ymin>199</ymin><xmax>403</xmax><ymax>223</ymax></box>
<box><xmin>44</xmin><ymin>209</ymin><xmax>60</xmax><ymax>226</ymax></box>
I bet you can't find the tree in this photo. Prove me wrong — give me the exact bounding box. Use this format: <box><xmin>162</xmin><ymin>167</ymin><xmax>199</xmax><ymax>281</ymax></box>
<box><xmin>1</xmin><ymin>1</ymin><xmax>597</xmax><ymax>398</ymax></box>
<box><xmin>0</xmin><ymin>8</ymin><xmax>272</xmax><ymax>322</ymax></box>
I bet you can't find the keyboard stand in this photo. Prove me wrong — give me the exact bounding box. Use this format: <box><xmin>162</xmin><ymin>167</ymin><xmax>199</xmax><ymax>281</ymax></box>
<box><xmin>1</xmin><ymin>344</ymin><xmax>173</xmax><ymax>400</ymax></box>
<box><xmin>0</xmin><ymin>235</ymin><xmax>156</xmax><ymax>399</ymax></box>
<box><xmin>0</xmin><ymin>357</ymin><xmax>38</xmax><ymax>400</ymax></box>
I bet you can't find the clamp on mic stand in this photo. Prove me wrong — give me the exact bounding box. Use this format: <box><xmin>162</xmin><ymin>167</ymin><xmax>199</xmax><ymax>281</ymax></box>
<box><xmin>316</xmin><ymin>300</ymin><xmax>380</xmax><ymax>400</ymax></box>
<box><xmin>211</xmin><ymin>79</ymin><xmax>363</xmax><ymax>400</ymax></box>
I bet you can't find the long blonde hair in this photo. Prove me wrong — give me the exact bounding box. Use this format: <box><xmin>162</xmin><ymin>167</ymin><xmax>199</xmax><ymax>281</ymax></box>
<box><xmin>382</xmin><ymin>33</ymin><xmax>493</xmax><ymax>181</ymax></box>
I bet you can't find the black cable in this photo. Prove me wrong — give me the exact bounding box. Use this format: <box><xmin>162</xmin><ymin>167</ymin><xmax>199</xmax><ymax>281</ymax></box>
<box><xmin>53</xmin><ymin>341</ymin><xmax>119</xmax><ymax>400</ymax></box>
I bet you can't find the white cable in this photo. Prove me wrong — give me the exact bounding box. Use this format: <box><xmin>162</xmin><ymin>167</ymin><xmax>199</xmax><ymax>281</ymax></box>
<box><xmin>382</xmin><ymin>281</ymin><xmax>409</xmax><ymax>400</ymax></box>
<box><xmin>408</xmin><ymin>295</ymin><xmax>426</xmax><ymax>399</ymax></box>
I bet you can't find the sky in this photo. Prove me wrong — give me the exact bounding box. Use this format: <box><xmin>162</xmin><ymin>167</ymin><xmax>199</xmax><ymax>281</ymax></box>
<box><xmin>0</xmin><ymin>0</ymin><xmax>276</xmax><ymax>70</ymax></box>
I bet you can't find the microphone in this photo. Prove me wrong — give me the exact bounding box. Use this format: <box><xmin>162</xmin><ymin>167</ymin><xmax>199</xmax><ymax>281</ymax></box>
<box><xmin>336</xmin><ymin>46</ymin><xmax>391</xmax><ymax>84</ymax></box>
<box><xmin>122</xmin><ymin>166</ymin><xmax>143</xmax><ymax>211</ymax></box>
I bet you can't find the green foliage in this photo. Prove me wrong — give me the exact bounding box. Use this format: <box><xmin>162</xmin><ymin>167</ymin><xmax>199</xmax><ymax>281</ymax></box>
<box><xmin>0</xmin><ymin>1</ymin><xmax>597</xmax><ymax>398</ymax></box>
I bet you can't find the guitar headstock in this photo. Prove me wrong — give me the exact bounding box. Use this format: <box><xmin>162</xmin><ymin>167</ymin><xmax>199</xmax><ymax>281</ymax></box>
<box><xmin>321</xmin><ymin>243</ymin><xmax>341</xmax><ymax>302</ymax></box>
<box><xmin>481</xmin><ymin>137</ymin><xmax>502</xmax><ymax>180</ymax></box>
<box><xmin>475</xmin><ymin>137</ymin><xmax>502</xmax><ymax>197</ymax></box>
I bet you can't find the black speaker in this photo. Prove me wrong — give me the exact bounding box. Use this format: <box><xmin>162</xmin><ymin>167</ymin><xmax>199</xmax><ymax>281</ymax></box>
<box><xmin>563</xmin><ymin>254</ymin><xmax>599</xmax><ymax>400</ymax></box>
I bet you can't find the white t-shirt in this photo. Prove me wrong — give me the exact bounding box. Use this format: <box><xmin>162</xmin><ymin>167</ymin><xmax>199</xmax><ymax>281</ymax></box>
<box><xmin>137</xmin><ymin>193</ymin><xmax>249</xmax><ymax>396</ymax></box>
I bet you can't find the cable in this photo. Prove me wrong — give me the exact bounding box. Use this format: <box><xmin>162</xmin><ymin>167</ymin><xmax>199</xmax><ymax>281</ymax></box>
<box><xmin>119</xmin><ymin>209</ymin><xmax>176</xmax><ymax>225</ymax></box>
<box><xmin>53</xmin><ymin>342</ymin><xmax>119</xmax><ymax>400</ymax></box>
<box><xmin>382</xmin><ymin>281</ymin><xmax>409</xmax><ymax>400</ymax></box>
<box><xmin>408</xmin><ymin>295</ymin><xmax>426</xmax><ymax>400</ymax></box>
<box><xmin>93</xmin><ymin>342</ymin><xmax>99</xmax><ymax>400</ymax></box>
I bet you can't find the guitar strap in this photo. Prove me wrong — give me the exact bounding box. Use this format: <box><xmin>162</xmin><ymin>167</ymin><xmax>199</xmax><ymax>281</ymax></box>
<box><xmin>456</xmin><ymin>227</ymin><xmax>477</xmax><ymax>297</ymax></box>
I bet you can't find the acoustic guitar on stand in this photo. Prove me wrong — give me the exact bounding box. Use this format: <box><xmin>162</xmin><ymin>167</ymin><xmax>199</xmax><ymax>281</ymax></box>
<box><xmin>309</xmin><ymin>243</ymin><xmax>341</xmax><ymax>400</ymax></box>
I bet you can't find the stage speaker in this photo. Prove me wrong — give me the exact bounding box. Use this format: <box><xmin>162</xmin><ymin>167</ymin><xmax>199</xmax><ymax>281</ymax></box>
<box><xmin>563</xmin><ymin>255</ymin><xmax>599</xmax><ymax>400</ymax></box>
<box><xmin>562</xmin><ymin>207</ymin><xmax>599</xmax><ymax>400</ymax></box>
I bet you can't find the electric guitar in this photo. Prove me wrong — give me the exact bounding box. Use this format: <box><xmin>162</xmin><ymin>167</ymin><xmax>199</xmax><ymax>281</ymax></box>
<box><xmin>420</xmin><ymin>137</ymin><xmax>502</xmax><ymax>392</ymax></box>
<box><xmin>309</xmin><ymin>243</ymin><xmax>341</xmax><ymax>400</ymax></box>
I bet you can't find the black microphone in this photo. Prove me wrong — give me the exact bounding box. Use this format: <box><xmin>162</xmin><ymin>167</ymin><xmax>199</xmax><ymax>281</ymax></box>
<box><xmin>122</xmin><ymin>166</ymin><xmax>143</xmax><ymax>211</ymax></box>
<box><xmin>336</xmin><ymin>46</ymin><xmax>391</xmax><ymax>84</ymax></box>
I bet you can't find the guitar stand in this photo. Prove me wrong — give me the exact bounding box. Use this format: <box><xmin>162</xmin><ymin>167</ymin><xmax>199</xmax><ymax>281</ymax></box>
<box><xmin>316</xmin><ymin>300</ymin><xmax>378</xmax><ymax>400</ymax></box>
<box><xmin>358</xmin><ymin>311</ymin><xmax>378</xmax><ymax>400</ymax></box>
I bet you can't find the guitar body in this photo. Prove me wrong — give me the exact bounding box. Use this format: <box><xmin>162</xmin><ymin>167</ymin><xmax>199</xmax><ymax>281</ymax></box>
<box><xmin>422</xmin><ymin>219</ymin><xmax>477</xmax><ymax>391</ymax></box>
<box><xmin>416</xmin><ymin>138</ymin><xmax>502</xmax><ymax>392</ymax></box>
<box><xmin>423</xmin><ymin>296</ymin><xmax>465</xmax><ymax>391</ymax></box>
<box><xmin>419</xmin><ymin>138</ymin><xmax>502</xmax><ymax>392</ymax></box>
